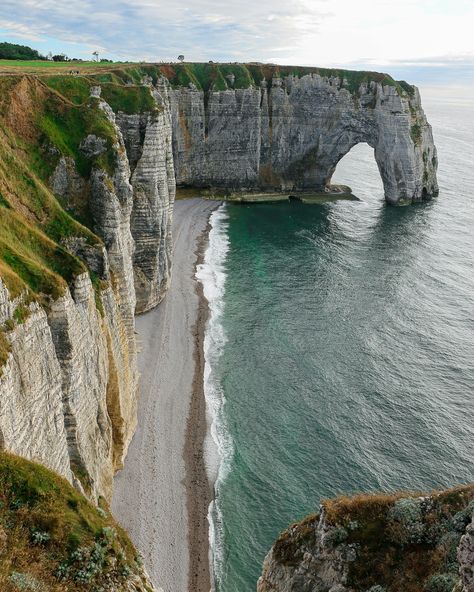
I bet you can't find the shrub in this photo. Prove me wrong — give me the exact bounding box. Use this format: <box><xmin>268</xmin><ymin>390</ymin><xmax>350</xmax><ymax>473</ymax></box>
<box><xmin>425</xmin><ymin>573</ymin><xmax>458</xmax><ymax>592</ymax></box>
<box><xmin>387</xmin><ymin>497</ymin><xmax>424</xmax><ymax>544</ymax></box>
<box><xmin>31</xmin><ymin>530</ymin><xmax>51</xmax><ymax>545</ymax></box>
<box><xmin>324</xmin><ymin>526</ymin><xmax>348</xmax><ymax>548</ymax></box>
<box><xmin>451</xmin><ymin>500</ymin><xmax>474</xmax><ymax>532</ymax></box>
<box><xmin>9</xmin><ymin>571</ymin><xmax>44</xmax><ymax>591</ymax></box>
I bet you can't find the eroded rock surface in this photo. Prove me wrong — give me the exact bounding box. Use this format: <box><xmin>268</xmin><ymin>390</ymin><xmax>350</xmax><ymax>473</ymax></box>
<box><xmin>168</xmin><ymin>74</ymin><xmax>437</xmax><ymax>204</ymax></box>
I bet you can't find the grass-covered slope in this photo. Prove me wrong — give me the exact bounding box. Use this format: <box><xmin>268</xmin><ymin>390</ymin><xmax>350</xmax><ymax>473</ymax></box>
<box><xmin>0</xmin><ymin>76</ymin><xmax>102</xmax><ymax>303</ymax></box>
<box><xmin>0</xmin><ymin>451</ymin><xmax>152</xmax><ymax>591</ymax></box>
<box><xmin>0</xmin><ymin>72</ymin><xmax>163</xmax><ymax>376</ymax></box>
<box><xmin>272</xmin><ymin>485</ymin><xmax>474</xmax><ymax>591</ymax></box>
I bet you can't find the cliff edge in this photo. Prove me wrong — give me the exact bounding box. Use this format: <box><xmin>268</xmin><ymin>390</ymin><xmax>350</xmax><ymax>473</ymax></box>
<box><xmin>258</xmin><ymin>486</ymin><xmax>474</xmax><ymax>592</ymax></box>
<box><xmin>159</xmin><ymin>62</ymin><xmax>438</xmax><ymax>204</ymax></box>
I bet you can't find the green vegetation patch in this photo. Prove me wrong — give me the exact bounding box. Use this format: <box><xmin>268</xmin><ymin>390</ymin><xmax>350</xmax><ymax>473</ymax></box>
<box><xmin>0</xmin><ymin>211</ymin><xmax>84</xmax><ymax>300</ymax></box>
<box><xmin>159</xmin><ymin>63</ymin><xmax>202</xmax><ymax>89</ymax></box>
<box><xmin>37</xmin><ymin>97</ymin><xmax>117</xmax><ymax>177</ymax></box>
<box><xmin>411</xmin><ymin>123</ymin><xmax>422</xmax><ymax>146</ymax></box>
<box><xmin>218</xmin><ymin>64</ymin><xmax>255</xmax><ymax>89</ymax></box>
<box><xmin>0</xmin><ymin>118</ymin><xmax>99</xmax><ymax>301</ymax></box>
<box><xmin>0</xmin><ymin>451</ymin><xmax>151</xmax><ymax>591</ymax></box>
<box><xmin>100</xmin><ymin>83</ymin><xmax>158</xmax><ymax>115</ymax></box>
<box><xmin>0</xmin><ymin>328</ymin><xmax>12</xmax><ymax>377</ymax></box>
<box><xmin>0</xmin><ymin>190</ymin><xmax>10</xmax><ymax>208</ymax></box>
<box><xmin>44</xmin><ymin>76</ymin><xmax>92</xmax><ymax>105</ymax></box>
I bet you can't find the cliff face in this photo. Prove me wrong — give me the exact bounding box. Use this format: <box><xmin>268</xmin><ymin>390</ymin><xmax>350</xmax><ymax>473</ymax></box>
<box><xmin>163</xmin><ymin>64</ymin><xmax>438</xmax><ymax>204</ymax></box>
<box><xmin>117</xmin><ymin>83</ymin><xmax>175</xmax><ymax>313</ymax></box>
<box><xmin>258</xmin><ymin>486</ymin><xmax>474</xmax><ymax>592</ymax></box>
<box><xmin>0</xmin><ymin>74</ymin><xmax>175</xmax><ymax>503</ymax></box>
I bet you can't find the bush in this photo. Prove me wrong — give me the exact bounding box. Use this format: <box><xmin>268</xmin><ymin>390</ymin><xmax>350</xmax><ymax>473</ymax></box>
<box><xmin>425</xmin><ymin>573</ymin><xmax>458</xmax><ymax>592</ymax></box>
<box><xmin>388</xmin><ymin>497</ymin><xmax>424</xmax><ymax>544</ymax></box>
<box><xmin>324</xmin><ymin>526</ymin><xmax>348</xmax><ymax>547</ymax></box>
<box><xmin>451</xmin><ymin>500</ymin><xmax>474</xmax><ymax>532</ymax></box>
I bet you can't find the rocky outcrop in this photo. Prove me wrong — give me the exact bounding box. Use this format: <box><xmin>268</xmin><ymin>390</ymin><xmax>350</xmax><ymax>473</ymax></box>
<box><xmin>117</xmin><ymin>85</ymin><xmax>176</xmax><ymax>313</ymax></box>
<box><xmin>458</xmin><ymin>518</ymin><xmax>474</xmax><ymax>591</ymax></box>
<box><xmin>258</xmin><ymin>487</ymin><xmax>474</xmax><ymax>592</ymax></box>
<box><xmin>167</xmin><ymin>73</ymin><xmax>438</xmax><ymax>204</ymax></box>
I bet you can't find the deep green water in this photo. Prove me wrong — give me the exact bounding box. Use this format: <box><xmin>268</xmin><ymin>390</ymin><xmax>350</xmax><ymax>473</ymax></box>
<box><xmin>205</xmin><ymin>88</ymin><xmax>474</xmax><ymax>592</ymax></box>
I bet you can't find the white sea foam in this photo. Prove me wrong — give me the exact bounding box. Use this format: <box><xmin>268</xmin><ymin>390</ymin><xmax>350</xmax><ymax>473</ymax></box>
<box><xmin>195</xmin><ymin>203</ymin><xmax>232</xmax><ymax>590</ymax></box>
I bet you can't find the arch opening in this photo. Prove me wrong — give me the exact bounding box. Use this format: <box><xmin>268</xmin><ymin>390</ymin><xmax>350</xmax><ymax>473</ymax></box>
<box><xmin>331</xmin><ymin>142</ymin><xmax>385</xmax><ymax>202</ymax></box>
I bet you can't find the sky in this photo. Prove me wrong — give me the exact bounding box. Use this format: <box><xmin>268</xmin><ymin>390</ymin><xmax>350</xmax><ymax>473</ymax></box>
<box><xmin>1</xmin><ymin>0</ymin><xmax>473</xmax><ymax>84</ymax></box>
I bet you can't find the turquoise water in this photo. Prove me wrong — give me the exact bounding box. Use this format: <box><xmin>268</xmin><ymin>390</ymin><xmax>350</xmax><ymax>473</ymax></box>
<box><xmin>207</xmin><ymin>88</ymin><xmax>474</xmax><ymax>592</ymax></box>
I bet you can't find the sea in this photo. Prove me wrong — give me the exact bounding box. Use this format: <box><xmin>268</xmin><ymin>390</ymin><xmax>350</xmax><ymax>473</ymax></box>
<box><xmin>196</xmin><ymin>86</ymin><xmax>474</xmax><ymax>592</ymax></box>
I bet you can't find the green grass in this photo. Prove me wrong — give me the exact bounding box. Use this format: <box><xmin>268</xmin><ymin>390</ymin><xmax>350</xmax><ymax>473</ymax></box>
<box><xmin>0</xmin><ymin>451</ymin><xmax>152</xmax><ymax>591</ymax></box>
<box><xmin>0</xmin><ymin>133</ymin><xmax>96</xmax><ymax>299</ymax></box>
<box><xmin>219</xmin><ymin>64</ymin><xmax>255</xmax><ymax>88</ymax></box>
<box><xmin>0</xmin><ymin>60</ymin><xmax>130</xmax><ymax>71</ymax></box>
<box><xmin>45</xmin><ymin>76</ymin><xmax>92</xmax><ymax>105</ymax></box>
<box><xmin>0</xmin><ymin>327</ymin><xmax>12</xmax><ymax>377</ymax></box>
<box><xmin>36</xmin><ymin>95</ymin><xmax>117</xmax><ymax>177</ymax></box>
<box><xmin>100</xmin><ymin>83</ymin><xmax>159</xmax><ymax>115</ymax></box>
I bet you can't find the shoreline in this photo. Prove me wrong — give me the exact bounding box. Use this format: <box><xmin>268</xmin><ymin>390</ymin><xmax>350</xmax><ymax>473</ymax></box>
<box><xmin>184</xmin><ymin>214</ymin><xmax>215</xmax><ymax>592</ymax></box>
<box><xmin>112</xmin><ymin>198</ymin><xmax>220</xmax><ymax>592</ymax></box>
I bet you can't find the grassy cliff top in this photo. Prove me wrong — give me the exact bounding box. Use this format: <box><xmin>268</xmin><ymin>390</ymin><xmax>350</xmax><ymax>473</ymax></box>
<box><xmin>0</xmin><ymin>451</ymin><xmax>153</xmax><ymax>592</ymax></box>
<box><xmin>0</xmin><ymin>60</ymin><xmax>415</xmax><ymax>96</ymax></box>
<box><xmin>272</xmin><ymin>484</ymin><xmax>474</xmax><ymax>592</ymax></box>
<box><xmin>154</xmin><ymin>62</ymin><xmax>415</xmax><ymax>95</ymax></box>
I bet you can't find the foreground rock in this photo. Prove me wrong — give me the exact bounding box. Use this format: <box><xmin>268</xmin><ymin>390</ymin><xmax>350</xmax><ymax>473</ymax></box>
<box><xmin>258</xmin><ymin>485</ymin><xmax>474</xmax><ymax>592</ymax></box>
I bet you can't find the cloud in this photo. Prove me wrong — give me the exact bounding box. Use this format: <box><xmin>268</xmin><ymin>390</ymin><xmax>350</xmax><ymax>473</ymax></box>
<box><xmin>0</xmin><ymin>0</ymin><xmax>329</xmax><ymax>61</ymax></box>
<box><xmin>0</xmin><ymin>0</ymin><xmax>473</xmax><ymax>87</ymax></box>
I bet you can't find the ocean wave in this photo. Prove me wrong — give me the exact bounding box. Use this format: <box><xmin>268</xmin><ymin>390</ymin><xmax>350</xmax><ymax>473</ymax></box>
<box><xmin>195</xmin><ymin>203</ymin><xmax>233</xmax><ymax>591</ymax></box>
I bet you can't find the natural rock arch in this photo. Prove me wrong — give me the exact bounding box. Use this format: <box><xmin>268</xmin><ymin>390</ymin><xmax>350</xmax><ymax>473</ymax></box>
<box><xmin>330</xmin><ymin>141</ymin><xmax>383</xmax><ymax>192</ymax></box>
<box><xmin>165</xmin><ymin>71</ymin><xmax>438</xmax><ymax>205</ymax></box>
